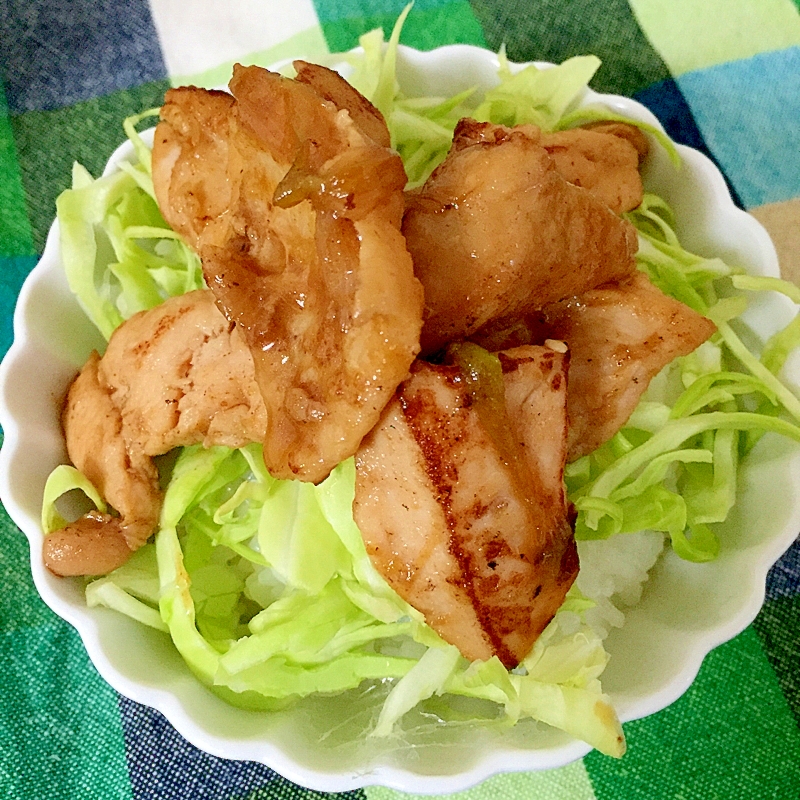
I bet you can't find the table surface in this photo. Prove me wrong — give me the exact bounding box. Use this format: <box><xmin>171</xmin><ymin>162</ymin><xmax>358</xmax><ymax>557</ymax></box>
<box><xmin>1</xmin><ymin>1</ymin><xmax>799</xmax><ymax>798</ymax></box>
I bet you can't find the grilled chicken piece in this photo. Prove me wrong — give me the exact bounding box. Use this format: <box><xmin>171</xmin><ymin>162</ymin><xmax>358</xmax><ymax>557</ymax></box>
<box><xmin>580</xmin><ymin>121</ymin><xmax>650</xmax><ymax>164</ymax></box>
<box><xmin>354</xmin><ymin>345</ymin><xmax>577</xmax><ymax>667</ymax></box>
<box><xmin>98</xmin><ymin>289</ymin><xmax>267</xmax><ymax>454</ymax></box>
<box><xmin>152</xmin><ymin>87</ymin><xmax>236</xmax><ymax>251</ymax></box>
<box><xmin>474</xmin><ymin>272</ymin><xmax>717</xmax><ymax>460</ymax></box>
<box><xmin>539</xmin><ymin>272</ymin><xmax>717</xmax><ymax>459</ymax></box>
<box><xmin>454</xmin><ymin>119</ymin><xmax>647</xmax><ymax>214</ymax></box>
<box><xmin>153</xmin><ymin>66</ymin><xmax>423</xmax><ymax>483</ymax></box>
<box><xmin>44</xmin><ymin>290</ymin><xmax>267</xmax><ymax>576</ymax></box>
<box><xmin>43</xmin><ymin>352</ymin><xmax>161</xmax><ymax>576</ymax></box>
<box><xmin>292</xmin><ymin>60</ymin><xmax>391</xmax><ymax>148</ymax></box>
<box><xmin>539</xmin><ymin>126</ymin><xmax>646</xmax><ymax>214</ymax></box>
<box><xmin>403</xmin><ymin>119</ymin><xmax>638</xmax><ymax>354</ymax></box>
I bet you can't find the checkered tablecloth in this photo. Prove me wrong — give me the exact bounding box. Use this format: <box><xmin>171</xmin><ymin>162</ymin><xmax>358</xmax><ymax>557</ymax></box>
<box><xmin>1</xmin><ymin>1</ymin><xmax>799</xmax><ymax>798</ymax></box>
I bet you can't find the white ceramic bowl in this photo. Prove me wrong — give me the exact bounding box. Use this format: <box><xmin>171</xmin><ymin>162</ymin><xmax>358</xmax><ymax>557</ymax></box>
<box><xmin>1</xmin><ymin>44</ymin><xmax>798</xmax><ymax>794</ymax></box>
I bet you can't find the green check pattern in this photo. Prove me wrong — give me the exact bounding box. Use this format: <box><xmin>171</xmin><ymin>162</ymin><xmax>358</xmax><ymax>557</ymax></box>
<box><xmin>1</xmin><ymin>0</ymin><xmax>799</xmax><ymax>797</ymax></box>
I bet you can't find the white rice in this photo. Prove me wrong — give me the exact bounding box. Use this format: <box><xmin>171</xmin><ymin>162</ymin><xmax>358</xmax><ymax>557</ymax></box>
<box><xmin>553</xmin><ymin>530</ymin><xmax>666</xmax><ymax>640</ymax></box>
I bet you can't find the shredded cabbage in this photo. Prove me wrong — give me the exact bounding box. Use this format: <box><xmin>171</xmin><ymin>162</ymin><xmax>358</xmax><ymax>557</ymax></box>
<box><xmin>56</xmin><ymin>108</ymin><xmax>203</xmax><ymax>340</ymax></box>
<box><xmin>566</xmin><ymin>195</ymin><xmax>800</xmax><ymax>562</ymax></box>
<box><xmin>43</xmin><ymin>8</ymin><xmax>799</xmax><ymax>758</ymax></box>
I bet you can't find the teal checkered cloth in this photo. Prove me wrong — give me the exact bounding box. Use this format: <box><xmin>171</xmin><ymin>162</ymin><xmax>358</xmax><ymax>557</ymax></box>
<box><xmin>1</xmin><ymin>1</ymin><xmax>799</xmax><ymax>797</ymax></box>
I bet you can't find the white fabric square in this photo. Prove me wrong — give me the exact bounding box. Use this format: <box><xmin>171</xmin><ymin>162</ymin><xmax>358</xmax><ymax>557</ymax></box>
<box><xmin>148</xmin><ymin>0</ymin><xmax>326</xmax><ymax>83</ymax></box>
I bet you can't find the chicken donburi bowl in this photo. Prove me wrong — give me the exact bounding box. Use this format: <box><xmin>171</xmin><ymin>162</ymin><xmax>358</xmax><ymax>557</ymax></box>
<box><xmin>3</xmin><ymin>26</ymin><xmax>799</xmax><ymax>794</ymax></box>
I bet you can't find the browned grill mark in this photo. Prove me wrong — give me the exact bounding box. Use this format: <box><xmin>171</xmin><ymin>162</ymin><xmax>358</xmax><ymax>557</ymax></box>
<box><xmin>399</xmin><ymin>382</ymin><xmax>517</xmax><ymax>666</ymax></box>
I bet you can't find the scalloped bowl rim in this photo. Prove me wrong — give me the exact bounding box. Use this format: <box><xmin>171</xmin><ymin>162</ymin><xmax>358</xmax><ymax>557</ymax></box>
<box><xmin>0</xmin><ymin>43</ymin><xmax>798</xmax><ymax>794</ymax></box>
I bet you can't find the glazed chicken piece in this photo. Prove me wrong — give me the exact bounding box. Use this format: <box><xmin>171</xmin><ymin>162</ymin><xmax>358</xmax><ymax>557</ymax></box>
<box><xmin>152</xmin><ymin>87</ymin><xmax>236</xmax><ymax>250</ymax></box>
<box><xmin>454</xmin><ymin>119</ymin><xmax>647</xmax><ymax>214</ymax></box>
<box><xmin>44</xmin><ymin>290</ymin><xmax>267</xmax><ymax>576</ymax></box>
<box><xmin>354</xmin><ymin>344</ymin><xmax>578</xmax><ymax>667</ymax></box>
<box><xmin>153</xmin><ymin>64</ymin><xmax>423</xmax><ymax>483</ymax></box>
<box><xmin>43</xmin><ymin>351</ymin><xmax>162</xmax><ymax>577</ymax></box>
<box><xmin>538</xmin><ymin>272</ymin><xmax>717</xmax><ymax>459</ymax></box>
<box><xmin>539</xmin><ymin>125</ymin><xmax>646</xmax><ymax>214</ymax></box>
<box><xmin>580</xmin><ymin>120</ymin><xmax>650</xmax><ymax>163</ymax></box>
<box><xmin>97</xmin><ymin>289</ymin><xmax>267</xmax><ymax>454</ymax></box>
<box><xmin>402</xmin><ymin>119</ymin><xmax>638</xmax><ymax>354</ymax></box>
<box><xmin>292</xmin><ymin>60</ymin><xmax>391</xmax><ymax>148</ymax></box>
<box><xmin>474</xmin><ymin>272</ymin><xmax>717</xmax><ymax>460</ymax></box>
